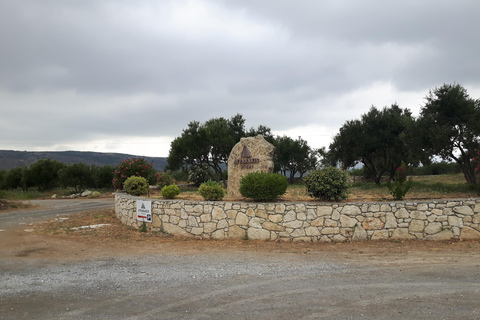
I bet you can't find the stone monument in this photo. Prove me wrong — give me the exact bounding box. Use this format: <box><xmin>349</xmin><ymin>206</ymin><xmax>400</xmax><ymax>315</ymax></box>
<box><xmin>227</xmin><ymin>135</ymin><xmax>275</xmax><ymax>198</ymax></box>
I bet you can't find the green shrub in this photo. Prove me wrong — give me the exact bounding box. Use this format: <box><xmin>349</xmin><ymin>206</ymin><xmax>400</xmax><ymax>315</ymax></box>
<box><xmin>87</xmin><ymin>191</ymin><xmax>101</xmax><ymax>198</ymax></box>
<box><xmin>239</xmin><ymin>172</ymin><xmax>288</xmax><ymax>201</ymax></box>
<box><xmin>188</xmin><ymin>167</ymin><xmax>210</xmax><ymax>187</ymax></box>
<box><xmin>386</xmin><ymin>162</ymin><xmax>413</xmax><ymax>200</ymax></box>
<box><xmin>198</xmin><ymin>180</ymin><xmax>225</xmax><ymax>201</ymax></box>
<box><xmin>161</xmin><ymin>184</ymin><xmax>180</xmax><ymax>199</ymax></box>
<box><xmin>156</xmin><ymin>172</ymin><xmax>175</xmax><ymax>188</ymax></box>
<box><xmin>304</xmin><ymin>167</ymin><xmax>350</xmax><ymax>201</ymax></box>
<box><xmin>112</xmin><ymin>158</ymin><xmax>157</xmax><ymax>190</ymax></box>
<box><xmin>124</xmin><ymin>176</ymin><xmax>149</xmax><ymax>196</ymax></box>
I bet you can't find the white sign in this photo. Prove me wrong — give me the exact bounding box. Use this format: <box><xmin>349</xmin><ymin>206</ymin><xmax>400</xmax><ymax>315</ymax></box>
<box><xmin>136</xmin><ymin>200</ymin><xmax>152</xmax><ymax>223</ymax></box>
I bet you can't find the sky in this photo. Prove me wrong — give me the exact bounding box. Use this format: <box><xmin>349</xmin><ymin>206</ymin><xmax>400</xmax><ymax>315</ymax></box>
<box><xmin>1</xmin><ymin>0</ymin><xmax>480</xmax><ymax>158</ymax></box>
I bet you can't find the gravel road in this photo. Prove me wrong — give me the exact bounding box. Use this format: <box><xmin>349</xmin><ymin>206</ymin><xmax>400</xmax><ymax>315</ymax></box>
<box><xmin>1</xmin><ymin>199</ymin><xmax>480</xmax><ymax>319</ymax></box>
<box><xmin>0</xmin><ymin>198</ymin><xmax>114</xmax><ymax>231</ymax></box>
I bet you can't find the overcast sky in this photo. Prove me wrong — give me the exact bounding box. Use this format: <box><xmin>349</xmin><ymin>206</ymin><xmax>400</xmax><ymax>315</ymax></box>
<box><xmin>1</xmin><ymin>0</ymin><xmax>479</xmax><ymax>157</ymax></box>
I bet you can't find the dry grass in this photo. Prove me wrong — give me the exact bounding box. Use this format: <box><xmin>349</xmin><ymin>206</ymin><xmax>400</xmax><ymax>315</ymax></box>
<box><xmin>147</xmin><ymin>173</ymin><xmax>479</xmax><ymax>203</ymax></box>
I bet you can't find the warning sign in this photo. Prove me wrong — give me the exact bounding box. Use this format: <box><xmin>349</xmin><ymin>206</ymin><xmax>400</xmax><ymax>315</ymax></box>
<box><xmin>136</xmin><ymin>200</ymin><xmax>152</xmax><ymax>222</ymax></box>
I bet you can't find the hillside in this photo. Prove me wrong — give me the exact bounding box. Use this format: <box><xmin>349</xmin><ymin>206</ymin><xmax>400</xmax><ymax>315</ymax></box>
<box><xmin>0</xmin><ymin>150</ymin><xmax>168</xmax><ymax>171</ymax></box>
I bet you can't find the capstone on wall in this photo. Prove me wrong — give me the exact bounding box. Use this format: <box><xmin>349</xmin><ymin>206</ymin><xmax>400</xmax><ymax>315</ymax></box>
<box><xmin>115</xmin><ymin>194</ymin><xmax>480</xmax><ymax>242</ymax></box>
<box><xmin>226</xmin><ymin>135</ymin><xmax>275</xmax><ymax>198</ymax></box>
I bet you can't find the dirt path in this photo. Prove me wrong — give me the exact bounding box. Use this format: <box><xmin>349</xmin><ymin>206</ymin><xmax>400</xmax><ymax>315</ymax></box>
<box><xmin>2</xmin><ymin>201</ymin><xmax>480</xmax><ymax>319</ymax></box>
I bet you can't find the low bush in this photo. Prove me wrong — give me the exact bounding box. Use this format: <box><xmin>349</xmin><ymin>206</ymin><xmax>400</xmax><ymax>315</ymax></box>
<box><xmin>161</xmin><ymin>184</ymin><xmax>180</xmax><ymax>199</ymax></box>
<box><xmin>239</xmin><ymin>172</ymin><xmax>288</xmax><ymax>201</ymax></box>
<box><xmin>156</xmin><ymin>172</ymin><xmax>175</xmax><ymax>188</ymax></box>
<box><xmin>386</xmin><ymin>162</ymin><xmax>413</xmax><ymax>200</ymax></box>
<box><xmin>124</xmin><ymin>176</ymin><xmax>148</xmax><ymax>196</ymax></box>
<box><xmin>198</xmin><ymin>180</ymin><xmax>225</xmax><ymax>201</ymax></box>
<box><xmin>304</xmin><ymin>167</ymin><xmax>349</xmax><ymax>201</ymax></box>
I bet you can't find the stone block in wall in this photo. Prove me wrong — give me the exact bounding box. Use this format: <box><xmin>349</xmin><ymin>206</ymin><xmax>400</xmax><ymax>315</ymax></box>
<box><xmin>417</xmin><ymin>203</ymin><xmax>429</xmax><ymax>211</ymax></box>
<box><xmin>424</xmin><ymin>229</ymin><xmax>453</xmax><ymax>240</ymax></box>
<box><xmin>297</xmin><ymin>211</ymin><xmax>307</xmax><ymax>221</ymax></box>
<box><xmin>352</xmin><ymin>225</ymin><xmax>367</xmax><ymax>241</ymax></box>
<box><xmin>448</xmin><ymin>216</ymin><xmax>464</xmax><ymax>227</ymax></box>
<box><xmin>317</xmin><ymin>206</ymin><xmax>333</xmax><ymax>216</ymax></box>
<box><xmin>362</xmin><ymin>217</ymin><xmax>384</xmax><ymax>230</ymax></box>
<box><xmin>391</xmin><ymin>228</ymin><xmax>415</xmax><ymax>240</ymax></box>
<box><xmin>339</xmin><ymin>215</ymin><xmax>357</xmax><ymax>228</ymax></box>
<box><xmin>311</xmin><ymin>217</ymin><xmax>324</xmax><ymax>227</ymax></box>
<box><xmin>204</xmin><ymin>222</ymin><xmax>217</xmax><ymax>233</ymax></box>
<box><xmin>228</xmin><ymin>225</ymin><xmax>246</xmax><ymax>239</ymax></box>
<box><xmin>324</xmin><ymin>219</ymin><xmax>338</xmax><ymax>227</ymax></box>
<box><xmin>283</xmin><ymin>211</ymin><xmax>296</xmax><ymax>222</ymax></box>
<box><xmin>385</xmin><ymin>212</ymin><xmax>397</xmax><ymax>228</ymax></box>
<box><xmin>284</xmin><ymin>220</ymin><xmax>303</xmax><ymax>229</ymax></box>
<box><xmin>268</xmin><ymin>214</ymin><xmax>283</xmax><ymax>223</ymax></box>
<box><xmin>291</xmin><ymin>229</ymin><xmax>306</xmax><ymax>237</ymax></box>
<box><xmin>371</xmin><ymin>230</ymin><xmax>389</xmax><ymax>240</ymax></box>
<box><xmin>395</xmin><ymin>208</ymin><xmax>409</xmax><ymax>219</ymax></box>
<box><xmin>341</xmin><ymin>205</ymin><xmax>361</xmax><ymax>216</ymax></box>
<box><xmin>410</xmin><ymin>211</ymin><xmax>427</xmax><ymax>220</ymax></box>
<box><xmin>459</xmin><ymin>226</ymin><xmax>480</xmax><ymax>240</ymax></box>
<box><xmin>249</xmin><ymin>217</ymin><xmax>263</xmax><ymax>228</ymax></box>
<box><xmin>235</xmin><ymin>212</ymin><xmax>249</xmax><ymax>226</ymax></box>
<box><xmin>473</xmin><ymin>214</ymin><xmax>480</xmax><ymax>224</ymax></box>
<box><xmin>332</xmin><ymin>234</ymin><xmax>346</xmax><ymax>242</ymax></box>
<box><xmin>217</xmin><ymin>219</ymin><xmax>229</xmax><ymax>229</ymax></box>
<box><xmin>247</xmin><ymin>227</ymin><xmax>270</xmax><ymax>240</ymax></box>
<box><xmin>380</xmin><ymin>204</ymin><xmax>392</xmax><ymax>212</ymax></box>
<box><xmin>163</xmin><ymin>223</ymin><xmax>194</xmax><ymax>238</ymax></box>
<box><xmin>305</xmin><ymin>226</ymin><xmax>321</xmax><ymax>236</ymax></box>
<box><xmin>262</xmin><ymin>221</ymin><xmax>284</xmax><ymax>232</ymax></box>
<box><xmin>425</xmin><ymin>222</ymin><xmax>442</xmax><ymax>235</ymax></box>
<box><xmin>227</xmin><ymin>210</ymin><xmax>237</xmax><ymax>220</ymax></box>
<box><xmin>453</xmin><ymin>206</ymin><xmax>474</xmax><ymax>216</ymax></box>
<box><xmin>212</xmin><ymin>207</ymin><xmax>226</xmax><ymax>220</ymax></box>
<box><xmin>409</xmin><ymin>220</ymin><xmax>425</xmax><ymax>233</ymax></box>
<box><xmin>212</xmin><ymin>229</ymin><xmax>225</xmax><ymax>239</ymax></box>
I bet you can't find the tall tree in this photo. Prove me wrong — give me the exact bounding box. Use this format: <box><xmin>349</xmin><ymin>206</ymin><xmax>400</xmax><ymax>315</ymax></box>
<box><xmin>58</xmin><ymin>163</ymin><xmax>95</xmax><ymax>192</ymax></box>
<box><xmin>274</xmin><ymin>135</ymin><xmax>318</xmax><ymax>183</ymax></box>
<box><xmin>28</xmin><ymin>159</ymin><xmax>66</xmax><ymax>191</ymax></box>
<box><xmin>416</xmin><ymin>83</ymin><xmax>480</xmax><ymax>184</ymax></box>
<box><xmin>167</xmin><ymin>114</ymin><xmax>271</xmax><ymax>182</ymax></box>
<box><xmin>328</xmin><ymin>104</ymin><xmax>416</xmax><ymax>184</ymax></box>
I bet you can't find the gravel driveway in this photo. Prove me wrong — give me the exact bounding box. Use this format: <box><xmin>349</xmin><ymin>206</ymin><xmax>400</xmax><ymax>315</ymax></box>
<box><xmin>1</xmin><ymin>199</ymin><xmax>480</xmax><ymax>319</ymax></box>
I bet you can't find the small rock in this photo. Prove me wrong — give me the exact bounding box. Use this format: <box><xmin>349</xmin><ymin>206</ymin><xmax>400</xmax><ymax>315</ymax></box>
<box><xmin>81</xmin><ymin>190</ymin><xmax>92</xmax><ymax>197</ymax></box>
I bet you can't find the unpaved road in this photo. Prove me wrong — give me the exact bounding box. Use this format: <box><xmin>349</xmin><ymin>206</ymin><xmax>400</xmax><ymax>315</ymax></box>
<box><xmin>0</xmin><ymin>198</ymin><xmax>115</xmax><ymax>231</ymax></box>
<box><xmin>1</xmin><ymin>199</ymin><xmax>480</xmax><ymax>319</ymax></box>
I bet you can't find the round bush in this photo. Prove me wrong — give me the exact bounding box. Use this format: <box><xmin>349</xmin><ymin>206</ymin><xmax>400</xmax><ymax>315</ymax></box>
<box><xmin>112</xmin><ymin>158</ymin><xmax>157</xmax><ymax>190</ymax></box>
<box><xmin>304</xmin><ymin>167</ymin><xmax>350</xmax><ymax>201</ymax></box>
<box><xmin>161</xmin><ymin>184</ymin><xmax>180</xmax><ymax>199</ymax></box>
<box><xmin>239</xmin><ymin>172</ymin><xmax>288</xmax><ymax>201</ymax></box>
<box><xmin>198</xmin><ymin>180</ymin><xmax>225</xmax><ymax>201</ymax></box>
<box><xmin>156</xmin><ymin>172</ymin><xmax>175</xmax><ymax>189</ymax></box>
<box><xmin>124</xmin><ymin>176</ymin><xmax>149</xmax><ymax>196</ymax></box>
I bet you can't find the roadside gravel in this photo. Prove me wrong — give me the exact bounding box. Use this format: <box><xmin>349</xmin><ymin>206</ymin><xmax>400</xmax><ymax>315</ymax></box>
<box><xmin>2</xmin><ymin>199</ymin><xmax>480</xmax><ymax>319</ymax></box>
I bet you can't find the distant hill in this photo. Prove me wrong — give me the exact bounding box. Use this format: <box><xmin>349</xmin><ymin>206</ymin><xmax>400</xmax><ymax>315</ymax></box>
<box><xmin>0</xmin><ymin>150</ymin><xmax>168</xmax><ymax>171</ymax></box>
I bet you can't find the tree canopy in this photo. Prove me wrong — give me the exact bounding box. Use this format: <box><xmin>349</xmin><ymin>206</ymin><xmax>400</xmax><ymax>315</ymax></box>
<box><xmin>416</xmin><ymin>83</ymin><xmax>480</xmax><ymax>184</ymax></box>
<box><xmin>328</xmin><ymin>104</ymin><xmax>416</xmax><ymax>184</ymax></box>
<box><xmin>274</xmin><ymin>135</ymin><xmax>318</xmax><ymax>183</ymax></box>
<box><xmin>167</xmin><ymin>114</ymin><xmax>272</xmax><ymax>182</ymax></box>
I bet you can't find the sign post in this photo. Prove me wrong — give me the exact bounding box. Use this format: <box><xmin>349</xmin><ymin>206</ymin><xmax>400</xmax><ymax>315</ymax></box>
<box><xmin>136</xmin><ymin>200</ymin><xmax>152</xmax><ymax>223</ymax></box>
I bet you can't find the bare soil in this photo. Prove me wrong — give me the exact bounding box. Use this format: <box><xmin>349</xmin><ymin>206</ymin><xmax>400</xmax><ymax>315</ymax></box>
<box><xmin>1</xmin><ymin>207</ymin><xmax>476</xmax><ymax>266</ymax></box>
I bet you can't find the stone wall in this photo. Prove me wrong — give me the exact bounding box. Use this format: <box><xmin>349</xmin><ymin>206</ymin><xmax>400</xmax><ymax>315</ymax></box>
<box><xmin>115</xmin><ymin>194</ymin><xmax>480</xmax><ymax>241</ymax></box>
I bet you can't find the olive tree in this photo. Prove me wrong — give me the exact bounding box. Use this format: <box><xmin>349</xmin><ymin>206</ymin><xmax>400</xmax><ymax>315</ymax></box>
<box><xmin>416</xmin><ymin>83</ymin><xmax>480</xmax><ymax>185</ymax></box>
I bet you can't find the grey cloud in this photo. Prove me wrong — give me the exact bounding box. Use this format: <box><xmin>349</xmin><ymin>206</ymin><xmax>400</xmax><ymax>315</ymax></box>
<box><xmin>1</xmin><ymin>0</ymin><xmax>479</xmax><ymax>155</ymax></box>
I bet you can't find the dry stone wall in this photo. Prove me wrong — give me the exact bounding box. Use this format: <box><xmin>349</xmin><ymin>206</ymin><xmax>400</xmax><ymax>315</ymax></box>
<box><xmin>115</xmin><ymin>194</ymin><xmax>480</xmax><ymax>241</ymax></box>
